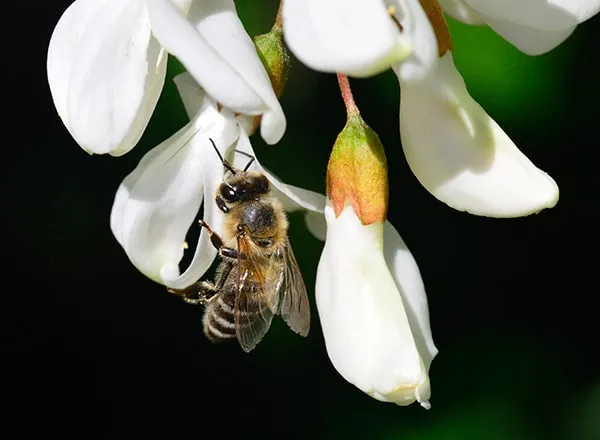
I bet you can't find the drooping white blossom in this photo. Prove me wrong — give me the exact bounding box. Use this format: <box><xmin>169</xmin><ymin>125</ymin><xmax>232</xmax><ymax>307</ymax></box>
<box><xmin>397</xmin><ymin>52</ymin><xmax>559</xmax><ymax>217</ymax></box>
<box><xmin>47</xmin><ymin>0</ymin><xmax>285</xmax><ymax>156</ymax></box>
<box><xmin>110</xmin><ymin>73</ymin><xmax>320</xmax><ymax>289</ymax></box>
<box><xmin>316</xmin><ymin>204</ymin><xmax>436</xmax><ymax>407</ymax></box>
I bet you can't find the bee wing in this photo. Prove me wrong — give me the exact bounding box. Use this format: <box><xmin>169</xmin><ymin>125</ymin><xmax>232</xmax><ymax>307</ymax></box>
<box><xmin>234</xmin><ymin>235</ymin><xmax>277</xmax><ymax>353</ymax></box>
<box><xmin>276</xmin><ymin>238</ymin><xmax>310</xmax><ymax>336</ymax></box>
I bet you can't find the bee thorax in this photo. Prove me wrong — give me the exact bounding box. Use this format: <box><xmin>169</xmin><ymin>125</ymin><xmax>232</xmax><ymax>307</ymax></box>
<box><xmin>240</xmin><ymin>202</ymin><xmax>276</xmax><ymax>233</ymax></box>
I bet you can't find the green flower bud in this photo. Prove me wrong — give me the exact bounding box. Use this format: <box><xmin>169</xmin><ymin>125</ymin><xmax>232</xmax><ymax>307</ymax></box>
<box><xmin>254</xmin><ymin>24</ymin><xmax>290</xmax><ymax>98</ymax></box>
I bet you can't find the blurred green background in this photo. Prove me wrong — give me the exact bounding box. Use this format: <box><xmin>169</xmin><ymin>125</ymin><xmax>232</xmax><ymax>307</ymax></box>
<box><xmin>3</xmin><ymin>1</ymin><xmax>599</xmax><ymax>439</ymax></box>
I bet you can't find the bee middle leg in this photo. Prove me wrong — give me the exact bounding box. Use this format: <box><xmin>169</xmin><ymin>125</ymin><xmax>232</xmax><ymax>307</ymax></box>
<box><xmin>199</xmin><ymin>219</ymin><xmax>238</xmax><ymax>259</ymax></box>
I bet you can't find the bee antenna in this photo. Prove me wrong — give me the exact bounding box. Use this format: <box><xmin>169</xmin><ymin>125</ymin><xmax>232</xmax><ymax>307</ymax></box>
<box><xmin>233</xmin><ymin>149</ymin><xmax>256</xmax><ymax>172</ymax></box>
<box><xmin>209</xmin><ymin>138</ymin><xmax>236</xmax><ymax>175</ymax></box>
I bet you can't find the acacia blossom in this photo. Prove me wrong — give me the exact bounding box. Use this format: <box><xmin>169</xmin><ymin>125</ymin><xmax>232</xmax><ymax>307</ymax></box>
<box><xmin>110</xmin><ymin>73</ymin><xmax>319</xmax><ymax>289</ymax></box>
<box><xmin>282</xmin><ymin>0</ymin><xmax>569</xmax><ymax>217</ymax></box>
<box><xmin>309</xmin><ymin>103</ymin><xmax>437</xmax><ymax>407</ymax></box>
<box><xmin>316</xmin><ymin>203</ymin><xmax>436</xmax><ymax>408</ymax></box>
<box><xmin>47</xmin><ymin>0</ymin><xmax>285</xmax><ymax>156</ymax></box>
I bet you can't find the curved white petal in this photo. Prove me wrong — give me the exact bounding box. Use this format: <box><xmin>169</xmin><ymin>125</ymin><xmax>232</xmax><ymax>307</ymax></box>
<box><xmin>316</xmin><ymin>204</ymin><xmax>432</xmax><ymax>408</ymax></box>
<box><xmin>110</xmin><ymin>97</ymin><xmax>240</xmax><ymax>286</ymax></box>
<box><xmin>396</xmin><ymin>53</ymin><xmax>559</xmax><ymax>217</ymax></box>
<box><xmin>173</xmin><ymin>72</ymin><xmax>206</xmax><ymax>119</ymax></box>
<box><xmin>465</xmin><ymin>0</ymin><xmax>600</xmax><ymax>24</ymax></box>
<box><xmin>160</xmin><ymin>129</ymin><xmax>236</xmax><ymax>289</ymax></box>
<box><xmin>554</xmin><ymin>0</ymin><xmax>600</xmax><ymax>21</ymax></box>
<box><xmin>437</xmin><ymin>0</ymin><xmax>485</xmax><ymax>24</ymax></box>
<box><xmin>391</xmin><ymin>0</ymin><xmax>439</xmax><ymax>83</ymax></box>
<box><xmin>147</xmin><ymin>0</ymin><xmax>286</xmax><ymax>144</ymax></box>
<box><xmin>283</xmin><ymin>0</ymin><xmax>413</xmax><ymax>77</ymax></box>
<box><xmin>462</xmin><ymin>0</ymin><xmax>600</xmax><ymax>54</ymax></box>
<box><xmin>305</xmin><ymin>211</ymin><xmax>327</xmax><ymax>241</ymax></box>
<box><xmin>383</xmin><ymin>222</ymin><xmax>437</xmax><ymax>369</ymax></box>
<box><xmin>47</xmin><ymin>0</ymin><xmax>166</xmax><ymax>155</ymax></box>
<box><xmin>477</xmin><ymin>14</ymin><xmax>575</xmax><ymax>55</ymax></box>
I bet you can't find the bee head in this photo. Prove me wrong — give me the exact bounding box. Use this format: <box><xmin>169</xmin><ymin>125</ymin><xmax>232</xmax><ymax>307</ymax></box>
<box><xmin>218</xmin><ymin>172</ymin><xmax>271</xmax><ymax>204</ymax></box>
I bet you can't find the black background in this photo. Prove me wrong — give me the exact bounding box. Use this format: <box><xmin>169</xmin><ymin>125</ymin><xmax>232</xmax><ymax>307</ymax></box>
<box><xmin>2</xmin><ymin>2</ymin><xmax>599</xmax><ymax>439</ymax></box>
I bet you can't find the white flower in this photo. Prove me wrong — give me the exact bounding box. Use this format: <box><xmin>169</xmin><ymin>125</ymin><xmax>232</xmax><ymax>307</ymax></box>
<box><xmin>439</xmin><ymin>0</ymin><xmax>600</xmax><ymax>55</ymax></box>
<box><xmin>282</xmin><ymin>0</ymin><xmax>438</xmax><ymax>81</ymax></box>
<box><xmin>47</xmin><ymin>0</ymin><xmax>285</xmax><ymax>156</ymax></box>
<box><xmin>110</xmin><ymin>73</ymin><xmax>320</xmax><ymax>288</ymax></box>
<box><xmin>283</xmin><ymin>0</ymin><xmax>560</xmax><ymax>217</ymax></box>
<box><xmin>397</xmin><ymin>52</ymin><xmax>559</xmax><ymax>217</ymax></box>
<box><xmin>315</xmin><ymin>203</ymin><xmax>437</xmax><ymax>408</ymax></box>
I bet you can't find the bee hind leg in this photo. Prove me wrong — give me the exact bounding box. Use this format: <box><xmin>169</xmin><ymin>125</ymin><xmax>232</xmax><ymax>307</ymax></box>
<box><xmin>168</xmin><ymin>281</ymin><xmax>218</xmax><ymax>305</ymax></box>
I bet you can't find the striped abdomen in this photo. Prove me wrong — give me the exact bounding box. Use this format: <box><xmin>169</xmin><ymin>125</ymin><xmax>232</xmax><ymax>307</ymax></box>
<box><xmin>202</xmin><ymin>291</ymin><xmax>236</xmax><ymax>343</ymax></box>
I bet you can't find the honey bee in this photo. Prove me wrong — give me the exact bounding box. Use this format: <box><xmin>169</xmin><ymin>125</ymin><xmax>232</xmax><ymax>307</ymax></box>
<box><xmin>169</xmin><ymin>141</ymin><xmax>310</xmax><ymax>352</ymax></box>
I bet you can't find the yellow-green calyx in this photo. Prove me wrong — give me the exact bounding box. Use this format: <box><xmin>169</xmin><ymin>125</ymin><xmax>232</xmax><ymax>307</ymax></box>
<box><xmin>327</xmin><ymin>114</ymin><xmax>388</xmax><ymax>225</ymax></box>
<box><xmin>254</xmin><ymin>24</ymin><xmax>290</xmax><ymax>98</ymax></box>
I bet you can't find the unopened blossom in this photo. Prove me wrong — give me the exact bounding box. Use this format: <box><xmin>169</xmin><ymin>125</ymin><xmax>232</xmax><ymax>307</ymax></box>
<box><xmin>316</xmin><ymin>107</ymin><xmax>436</xmax><ymax>407</ymax></box>
<box><xmin>111</xmin><ymin>73</ymin><xmax>321</xmax><ymax>289</ymax></box>
<box><xmin>47</xmin><ymin>0</ymin><xmax>285</xmax><ymax>156</ymax></box>
<box><xmin>283</xmin><ymin>0</ymin><xmax>561</xmax><ymax>217</ymax></box>
<box><xmin>438</xmin><ymin>0</ymin><xmax>600</xmax><ymax>55</ymax></box>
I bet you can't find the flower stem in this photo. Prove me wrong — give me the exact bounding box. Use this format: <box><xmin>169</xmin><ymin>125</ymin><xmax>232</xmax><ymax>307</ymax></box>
<box><xmin>337</xmin><ymin>73</ymin><xmax>360</xmax><ymax>117</ymax></box>
<box><xmin>274</xmin><ymin>0</ymin><xmax>284</xmax><ymax>31</ymax></box>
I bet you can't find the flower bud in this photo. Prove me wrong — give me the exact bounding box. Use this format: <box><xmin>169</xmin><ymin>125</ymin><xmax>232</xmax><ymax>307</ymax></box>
<box><xmin>327</xmin><ymin>114</ymin><xmax>388</xmax><ymax>225</ymax></box>
<box><xmin>254</xmin><ymin>24</ymin><xmax>290</xmax><ymax>98</ymax></box>
<box><xmin>244</xmin><ymin>24</ymin><xmax>291</xmax><ymax>137</ymax></box>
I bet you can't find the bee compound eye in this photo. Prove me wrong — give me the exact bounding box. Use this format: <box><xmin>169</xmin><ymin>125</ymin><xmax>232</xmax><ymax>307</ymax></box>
<box><xmin>220</xmin><ymin>184</ymin><xmax>237</xmax><ymax>201</ymax></box>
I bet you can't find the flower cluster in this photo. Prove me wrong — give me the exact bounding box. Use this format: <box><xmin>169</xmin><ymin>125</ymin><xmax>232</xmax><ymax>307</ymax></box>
<box><xmin>47</xmin><ymin>0</ymin><xmax>597</xmax><ymax>408</ymax></box>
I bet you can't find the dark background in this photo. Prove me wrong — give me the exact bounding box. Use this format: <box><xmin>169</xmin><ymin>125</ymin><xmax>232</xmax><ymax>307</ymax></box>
<box><xmin>3</xmin><ymin>1</ymin><xmax>599</xmax><ymax>439</ymax></box>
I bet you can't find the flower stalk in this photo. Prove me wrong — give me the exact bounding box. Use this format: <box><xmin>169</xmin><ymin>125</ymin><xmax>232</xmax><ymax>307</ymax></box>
<box><xmin>336</xmin><ymin>73</ymin><xmax>360</xmax><ymax>117</ymax></box>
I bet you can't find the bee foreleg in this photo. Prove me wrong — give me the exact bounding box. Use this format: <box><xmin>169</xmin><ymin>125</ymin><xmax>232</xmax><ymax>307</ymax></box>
<box><xmin>168</xmin><ymin>281</ymin><xmax>218</xmax><ymax>305</ymax></box>
<box><xmin>199</xmin><ymin>219</ymin><xmax>239</xmax><ymax>259</ymax></box>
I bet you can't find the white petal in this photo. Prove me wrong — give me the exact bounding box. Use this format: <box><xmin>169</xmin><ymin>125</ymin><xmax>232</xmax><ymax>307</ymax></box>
<box><xmin>462</xmin><ymin>0</ymin><xmax>600</xmax><ymax>54</ymax></box>
<box><xmin>466</xmin><ymin>0</ymin><xmax>600</xmax><ymax>24</ymax></box>
<box><xmin>316</xmin><ymin>204</ymin><xmax>431</xmax><ymax>408</ymax></box>
<box><xmin>396</xmin><ymin>53</ymin><xmax>559</xmax><ymax>217</ymax></box>
<box><xmin>550</xmin><ymin>0</ymin><xmax>600</xmax><ymax>21</ymax></box>
<box><xmin>383</xmin><ymin>222</ymin><xmax>437</xmax><ymax>369</ymax></box>
<box><xmin>47</xmin><ymin>0</ymin><xmax>166</xmax><ymax>155</ymax></box>
<box><xmin>390</xmin><ymin>0</ymin><xmax>439</xmax><ymax>83</ymax></box>
<box><xmin>110</xmin><ymin>98</ymin><xmax>240</xmax><ymax>286</ymax></box>
<box><xmin>283</xmin><ymin>0</ymin><xmax>413</xmax><ymax>77</ymax></box>
<box><xmin>147</xmin><ymin>0</ymin><xmax>286</xmax><ymax>144</ymax></box>
<box><xmin>305</xmin><ymin>211</ymin><xmax>327</xmax><ymax>241</ymax></box>
<box><xmin>160</xmin><ymin>131</ymin><xmax>235</xmax><ymax>289</ymax></box>
<box><xmin>173</xmin><ymin>72</ymin><xmax>206</xmax><ymax>119</ymax></box>
<box><xmin>473</xmin><ymin>10</ymin><xmax>576</xmax><ymax>54</ymax></box>
<box><xmin>437</xmin><ymin>0</ymin><xmax>485</xmax><ymax>24</ymax></box>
